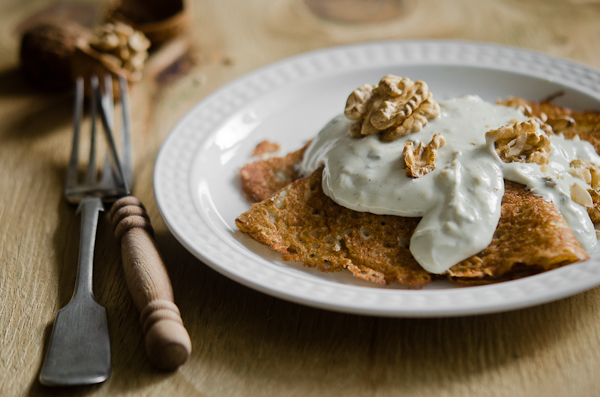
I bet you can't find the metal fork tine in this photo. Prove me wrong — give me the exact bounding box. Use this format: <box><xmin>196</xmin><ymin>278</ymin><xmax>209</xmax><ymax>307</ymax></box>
<box><xmin>94</xmin><ymin>79</ymin><xmax>129</xmax><ymax>195</ymax></box>
<box><xmin>103</xmin><ymin>74</ymin><xmax>114</xmax><ymax>130</ymax></box>
<box><xmin>66</xmin><ymin>77</ymin><xmax>84</xmax><ymax>193</ymax></box>
<box><xmin>118</xmin><ymin>76</ymin><xmax>133</xmax><ymax>187</ymax></box>
<box><xmin>99</xmin><ymin>76</ymin><xmax>114</xmax><ymax>187</ymax></box>
<box><xmin>99</xmin><ymin>151</ymin><xmax>112</xmax><ymax>187</ymax></box>
<box><xmin>85</xmin><ymin>76</ymin><xmax>99</xmax><ymax>185</ymax></box>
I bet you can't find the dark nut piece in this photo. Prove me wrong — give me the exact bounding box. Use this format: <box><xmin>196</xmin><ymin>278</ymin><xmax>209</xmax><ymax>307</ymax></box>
<box><xmin>20</xmin><ymin>22</ymin><xmax>90</xmax><ymax>90</ymax></box>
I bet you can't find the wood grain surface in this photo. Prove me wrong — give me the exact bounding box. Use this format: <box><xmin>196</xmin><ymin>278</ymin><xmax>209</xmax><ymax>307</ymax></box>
<box><xmin>2</xmin><ymin>0</ymin><xmax>600</xmax><ymax>396</ymax></box>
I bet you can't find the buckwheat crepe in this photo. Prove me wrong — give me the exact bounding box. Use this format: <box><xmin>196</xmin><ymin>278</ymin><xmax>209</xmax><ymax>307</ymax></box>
<box><xmin>235</xmin><ymin>99</ymin><xmax>599</xmax><ymax>288</ymax></box>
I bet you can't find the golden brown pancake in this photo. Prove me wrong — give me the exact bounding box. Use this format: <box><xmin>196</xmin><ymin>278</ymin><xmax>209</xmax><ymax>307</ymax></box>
<box><xmin>236</xmin><ymin>99</ymin><xmax>598</xmax><ymax>287</ymax></box>
<box><xmin>447</xmin><ymin>180</ymin><xmax>589</xmax><ymax>284</ymax></box>
<box><xmin>236</xmin><ymin>168</ymin><xmax>430</xmax><ymax>288</ymax></box>
<box><xmin>240</xmin><ymin>142</ymin><xmax>309</xmax><ymax>203</ymax></box>
<box><xmin>236</xmin><ymin>169</ymin><xmax>589</xmax><ymax>288</ymax></box>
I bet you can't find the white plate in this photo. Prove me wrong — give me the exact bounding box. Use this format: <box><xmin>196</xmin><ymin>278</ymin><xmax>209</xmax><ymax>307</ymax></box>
<box><xmin>154</xmin><ymin>40</ymin><xmax>600</xmax><ymax>317</ymax></box>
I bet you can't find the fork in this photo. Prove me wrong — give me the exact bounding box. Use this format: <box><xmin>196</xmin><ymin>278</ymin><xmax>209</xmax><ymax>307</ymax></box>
<box><xmin>40</xmin><ymin>74</ymin><xmax>190</xmax><ymax>386</ymax></box>
<box><xmin>39</xmin><ymin>75</ymin><xmax>127</xmax><ymax>386</ymax></box>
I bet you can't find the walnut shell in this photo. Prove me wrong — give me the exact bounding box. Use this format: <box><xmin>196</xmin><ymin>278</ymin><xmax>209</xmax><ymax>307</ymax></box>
<box><xmin>105</xmin><ymin>0</ymin><xmax>190</xmax><ymax>47</ymax></box>
<box><xmin>20</xmin><ymin>22</ymin><xmax>90</xmax><ymax>90</ymax></box>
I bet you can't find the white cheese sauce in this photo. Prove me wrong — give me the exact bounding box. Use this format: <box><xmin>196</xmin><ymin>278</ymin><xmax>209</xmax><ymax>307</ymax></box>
<box><xmin>299</xmin><ymin>96</ymin><xmax>600</xmax><ymax>274</ymax></box>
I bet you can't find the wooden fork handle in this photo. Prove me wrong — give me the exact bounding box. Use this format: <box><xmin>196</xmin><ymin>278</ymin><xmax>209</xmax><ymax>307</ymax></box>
<box><xmin>110</xmin><ymin>196</ymin><xmax>191</xmax><ymax>371</ymax></box>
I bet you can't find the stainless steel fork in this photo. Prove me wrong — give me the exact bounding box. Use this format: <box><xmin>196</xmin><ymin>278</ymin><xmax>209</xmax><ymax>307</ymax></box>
<box><xmin>39</xmin><ymin>75</ymin><xmax>128</xmax><ymax>386</ymax></box>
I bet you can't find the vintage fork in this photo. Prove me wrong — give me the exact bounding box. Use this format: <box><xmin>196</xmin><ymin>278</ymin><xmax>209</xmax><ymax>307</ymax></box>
<box><xmin>39</xmin><ymin>75</ymin><xmax>128</xmax><ymax>386</ymax></box>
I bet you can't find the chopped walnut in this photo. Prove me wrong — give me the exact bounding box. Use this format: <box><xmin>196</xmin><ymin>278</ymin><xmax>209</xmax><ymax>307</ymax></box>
<box><xmin>571</xmin><ymin>183</ymin><xmax>593</xmax><ymax>207</ymax></box>
<box><xmin>498</xmin><ymin>97</ymin><xmax>576</xmax><ymax>134</ymax></box>
<box><xmin>587</xmin><ymin>188</ymin><xmax>600</xmax><ymax>223</ymax></box>
<box><xmin>486</xmin><ymin>119</ymin><xmax>551</xmax><ymax>165</ymax></box>
<box><xmin>569</xmin><ymin>159</ymin><xmax>600</xmax><ymax>189</ymax></box>
<box><xmin>88</xmin><ymin>22</ymin><xmax>150</xmax><ymax>74</ymax></box>
<box><xmin>344</xmin><ymin>75</ymin><xmax>441</xmax><ymax>142</ymax></box>
<box><xmin>547</xmin><ymin>117</ymin><xmax>576</xmax><ymax>133</ymax></box>
<box><xmin>403</xmin><ymin>133</ymin><xmax>446</xmax><ymax>178</ymax></box>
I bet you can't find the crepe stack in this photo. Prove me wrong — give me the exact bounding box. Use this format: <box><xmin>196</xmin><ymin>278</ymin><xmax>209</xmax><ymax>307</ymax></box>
<box><xmin>236</xmin><ymin>99</ymin><xmax>600</xmax><ymax>288</ymax></box>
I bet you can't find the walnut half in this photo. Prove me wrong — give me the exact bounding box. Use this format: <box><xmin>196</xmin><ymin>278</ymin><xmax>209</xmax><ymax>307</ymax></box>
<box><xmin>486</xmin><ymin>119</ymin><xmax>551</xmax><ymax>165</ymax></box>
<box><xmin>403</xmin><ymin>133</ymin><xmax>446</xmax><ymax>178</ymax></box>
<box><xmin>344</xmin><ymin>75</ymin><xmax>441</xmax><ymax>142</ymax></box>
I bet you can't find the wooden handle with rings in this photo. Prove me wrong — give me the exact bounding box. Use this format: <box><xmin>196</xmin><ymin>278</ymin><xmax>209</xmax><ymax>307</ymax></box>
<box><xmin>110</xmin><ymin>196</ymin><xmax>191</xmax><ymax>370</ymax></box>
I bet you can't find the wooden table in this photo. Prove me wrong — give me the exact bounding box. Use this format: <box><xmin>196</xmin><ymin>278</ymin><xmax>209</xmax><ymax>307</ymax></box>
<box><xmin>3</xmin><ymin>0</ymin><xmax>600</xmax><ymax>395</ymax></box>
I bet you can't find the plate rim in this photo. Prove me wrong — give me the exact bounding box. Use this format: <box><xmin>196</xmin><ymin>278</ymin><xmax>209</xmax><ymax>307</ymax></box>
<box><xmin>154</xmin><ymin>39</ymin><xmax>600</xmax><ymax>317</ymax></box>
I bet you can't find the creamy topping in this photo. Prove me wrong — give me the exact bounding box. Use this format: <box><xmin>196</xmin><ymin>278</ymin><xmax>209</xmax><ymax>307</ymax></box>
<box><xmin>299</xmin><ymin>96</ymin><xmax>599</xmax><ymax>274</ymax></box>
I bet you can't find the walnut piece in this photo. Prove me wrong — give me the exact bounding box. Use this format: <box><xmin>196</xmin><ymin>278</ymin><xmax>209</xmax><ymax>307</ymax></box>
<box><xmin>344</xmin><ymin>75</ymin><xmax>441</xmax><ymax>142</ymax></box>
<box><xmin>403</xmin><ymin>133</ymin><xmax>446</xmax><ymax>178</ymax></box>
<box><xmin>88</xmin><ymin>22</ymin><xmax>150</xmax><ymax>74</ymax></box>
<box><xmin>570</xmin><ymin>183</ymin><xmax>593</xmax><ymax>208</ymax></box>
<box><xmin>586</xmin><ymin>188</ymin><xmax>600</xmax><ymax>223</ymax></box>
<box><xmin>498</xmin><ymin>97</ymin><xmax>576</xmax><ymax>135</ymax></box>
<box><xmin>569</xmin><ymin>159</ymin><xmax>600</xmax><ymax>189</ymax></box>
<box><xmin>486</xmin><ymin>119</ymin><xmax>551</xmax><ymax>165</ymax></box>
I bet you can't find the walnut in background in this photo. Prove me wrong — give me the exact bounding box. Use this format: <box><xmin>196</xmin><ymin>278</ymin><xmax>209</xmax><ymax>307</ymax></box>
<box><xmin>20</xmin><ymin>21</ymin><xmax>90</xmax><ymax>90</ymax></box>
<box><xmin>87</xmin><ymin>22</ymin><xmax>151</xmax><ymax>76</ymax></box>
<box><xmin>105</xmin><ymin>0</ymin><xmax>189</xmax><ymax>48</ymax></box>
<box><xmin>19</xmin><ymin>0</ymin><xmax>191</xmax><ymax>94</ymax></box>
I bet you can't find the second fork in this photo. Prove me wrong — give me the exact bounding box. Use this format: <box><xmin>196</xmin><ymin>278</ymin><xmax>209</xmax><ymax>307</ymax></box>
<box><xmin>39</xmin><ymin>75</ymin><xmax>128</xmax><ymax>386</ymax></box>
